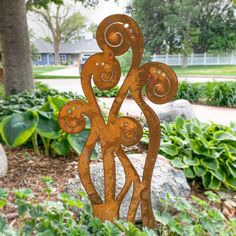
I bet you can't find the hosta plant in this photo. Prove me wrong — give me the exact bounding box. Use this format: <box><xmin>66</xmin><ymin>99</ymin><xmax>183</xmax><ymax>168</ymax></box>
<box><xmin>155</xmin><ymin>191</ymin><xmax>236</xmax><ymax>236</ymax></box>
<box><xmin>142</xmin><ymin>118</ymin><xmax>236</xmax><ymax>190</ymax></box>
<box><xmin>0</xmin><ymin>95</ymin><xmax>98</xmax><ymax>158</ymax></box>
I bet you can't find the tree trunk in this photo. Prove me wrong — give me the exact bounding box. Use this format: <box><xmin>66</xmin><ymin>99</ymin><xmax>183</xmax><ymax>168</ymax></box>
<box><xmin>53</xmin><ymin>36</ymin><xmax>60</xmax><ymax>65</ymax></box>
<box><xmin>0</xmin><ymin>0</ymin><xmax>34</xmax><ymax>95</ymax></box>
<box><xmin>182</xmin><ymin>54</ymin><xmax>188</xmax><ymax>68</ymax></box>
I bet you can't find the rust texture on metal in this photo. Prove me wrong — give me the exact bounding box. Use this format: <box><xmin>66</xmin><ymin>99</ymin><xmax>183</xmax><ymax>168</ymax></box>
<box><xmin>58</xmin><ymin>14</ymin><xmax>178</xmax><ymax>228</ymax></box>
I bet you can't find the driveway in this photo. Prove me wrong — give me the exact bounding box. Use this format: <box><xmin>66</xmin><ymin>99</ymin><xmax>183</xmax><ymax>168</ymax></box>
<box><xmin>37</xmin><ymin>78</ymin><xmax>236</xmax><ymax>126</ymax></box>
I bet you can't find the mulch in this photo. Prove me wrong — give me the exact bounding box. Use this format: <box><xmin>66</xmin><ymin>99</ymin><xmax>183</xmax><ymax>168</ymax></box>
<box><xmin>0</xmin><ymin>145</ymin><xmax>80</xmax><ymax>226</ymax></box>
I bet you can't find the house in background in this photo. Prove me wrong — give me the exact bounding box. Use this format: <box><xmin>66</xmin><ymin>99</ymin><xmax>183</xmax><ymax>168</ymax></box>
<box><xmin>34</xmin><ymin>37</ymin><xmax>101</xmax><ymax>66</ymax></box>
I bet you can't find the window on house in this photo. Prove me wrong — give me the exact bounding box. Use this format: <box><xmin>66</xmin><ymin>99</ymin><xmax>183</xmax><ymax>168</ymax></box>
<box><xmin>60</xmin><ymin>55</ymin><xmax>67</xmax><ymax>63</ymax></box>
<box><xmin>36</xmin><ymin>54</ymin><xmax>42</xmax><ymax>62</ymax></box>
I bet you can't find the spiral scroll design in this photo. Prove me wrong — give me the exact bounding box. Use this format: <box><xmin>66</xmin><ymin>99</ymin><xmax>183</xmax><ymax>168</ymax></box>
<box><xmin>58</xmin><ymin>14</ymin><xmax>178</xmax><ymax>229</ymax></box>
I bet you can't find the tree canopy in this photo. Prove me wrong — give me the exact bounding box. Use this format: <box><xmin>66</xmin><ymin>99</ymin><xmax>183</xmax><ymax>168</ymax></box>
<box><xmin>130</xmin><ymin>0</ymin><xmax>236</xmax><ymax>55</ymax></box>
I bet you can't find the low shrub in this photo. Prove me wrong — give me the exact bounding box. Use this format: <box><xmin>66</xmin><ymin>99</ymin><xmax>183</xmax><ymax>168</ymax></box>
<box><xmin>156</xmin><ymin>191</ymin><xmax>236</xmax><ymax>236</ymax></box>
<box><xmin>204</xmin><ymin>81</ymin><xmax>236</xmax><ymax>107</ymax></box>
<box><xmin>176</xmin><ymin>81</ymin><xmax>201</xmax><ymax>102</ymax></box>
<box><xmin>141</xmin><ymin>118</ymin><xmax>236</xmax><ymax>190</ymax></box>
<box><xmin>0</xmin><ymin>185</ymin><xmax>235</xmax><ymax>236</ymax></box>
<box><xmin>0</xmin><ymin>184</ymin><xmax>156</xmax><ymax>236</ymax></box>
<box><xmin>176</xmin><ymin>81</ymin><xmax>236</xmax><ymax>107</ymax></box>
<box><xmin>93</xmin><ymin>86</ymin><xmax>119</xmax><ymax>97</ymax></box>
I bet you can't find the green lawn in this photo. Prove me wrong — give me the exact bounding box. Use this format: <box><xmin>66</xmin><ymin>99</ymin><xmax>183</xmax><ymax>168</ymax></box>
<box><xmin>173</xmin><ymin>65</ymin><xmax>236</xmax><ymax>76</ymax></box>
<box><xmin>33</xmin><ymin>65</ymin><xmax>236</xmax><ymax>78</ymax></box>
<box><xmin>33</xmin><ymin>66</ymin><xmax>80</xmax><ymax>79</ymax></box>
<box><xmin>33</xmin><ymin>66</ymin><xmax>66</xmax><ymax>77</ymax></box>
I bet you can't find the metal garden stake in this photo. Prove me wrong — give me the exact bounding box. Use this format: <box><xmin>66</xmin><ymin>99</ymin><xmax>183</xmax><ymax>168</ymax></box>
<box><xmin>58</xmin><ymin>14</ymin><xmax>178</xmax><ymax>228</ymax></box>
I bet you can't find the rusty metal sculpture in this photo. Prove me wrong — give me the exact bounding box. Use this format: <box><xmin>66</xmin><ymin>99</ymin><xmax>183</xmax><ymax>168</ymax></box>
<box><xmin>58</xmin><ymin>14</ymin><xmax>178</xmax><ymax>228</ymax></box>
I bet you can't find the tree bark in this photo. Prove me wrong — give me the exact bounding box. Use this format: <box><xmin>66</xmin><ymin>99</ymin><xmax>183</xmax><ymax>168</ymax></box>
<box><xmin>0</xmin><ymin>0</ymin><xmax>34</xmax><ymax>95</ymax></box>
<box><xmin>53</xmin><ymin>36</ymin><xmax>60</xmax><ymax>65</ymax></box>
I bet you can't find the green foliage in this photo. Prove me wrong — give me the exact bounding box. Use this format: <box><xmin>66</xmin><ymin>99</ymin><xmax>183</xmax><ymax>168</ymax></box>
<box><xmin>155</xmin><ymin>192</ymin><xmax>236</xmax><ymax>236</ymax></box>
<box><xmin>204</xmin><ymin>81</ymin><xmax>236</xmax><ymax>107</ymax></box>
<box><xmin>68</xmin><ymin>131</ymin><xmax>98</xmax><ymax>160</ymax></box>
<box><xmin>131</xmin><ymin>0</ymin><xmax>236</xmax><ymax>54</ymax></box>
<box><xmin>117</xmin><ymin>49</ymin><xmax>152</xmax><ymax>75</ymax></box>
<box><xmin>0</xmin><ymin>83</ymin><xmax>97</xmax><ymax>158</ymax></box>
<box><xmin>0</xmin><ymin>82</ymin><xmax>81</xmax><ymax>122</ymax></box>
<box><xmin>0</xmin><ymin>186</ymin><xmax>235</xmax><ymax>235</ymax></box>
<box><xmin>176</xmin><ymin>81</ymin><xmax>200</xmax><ymax>103</ymax></box>
<box><xmin>93</xmin><ymin>86</ymin><xmax>119</xmax><ymax>97</ymax></box>
<box><xmin>157</xmin><ymin>117</ymin><xmax>236</xmax><ymax>190</ymax></box>
<box><xmin>176</xmin><ymin>81</ymin><xmax>236</xmax><ymax>107</ymax></box>
<box><xmin>61</xmin><ymin>12</ymin><xmax>85</xmax><ymax>43</ymax></box>
<box><xmin>0</xmin><ymin>110</ymin><xmax>38</xmax><ymax>147</ymax></box>
<box><xmin>0</xmin><ymin>187</ymin><xmax>156</xmax><ymax>235</ymax></box>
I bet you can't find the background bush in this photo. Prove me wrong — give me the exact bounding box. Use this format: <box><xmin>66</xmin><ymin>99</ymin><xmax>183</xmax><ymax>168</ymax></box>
<box><xmin>177</xmin><ymin>81</ymin><xmax>236</xmax><ymax>107</ymax></box>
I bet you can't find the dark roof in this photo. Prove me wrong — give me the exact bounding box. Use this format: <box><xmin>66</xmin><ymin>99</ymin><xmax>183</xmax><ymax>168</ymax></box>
<box><xmin>34</xmin><ymin>39</ymin><xmax>101</xmax><ymax>54</ymax></box>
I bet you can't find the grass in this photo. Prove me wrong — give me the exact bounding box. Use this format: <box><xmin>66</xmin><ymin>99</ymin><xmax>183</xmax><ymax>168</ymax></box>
<box><xmin>33</xmin><ymin>66</ymin><xmax>80</xmax><ymax>79</ymax></box>
<box><xmin>33</xmin><ymin>65</ymin><xmax>236</xmax><ymax>78</ymax></box>
<box><xmin>172</xmin><ymin>65</ymin><xmax>236</xmax><ymax>76</ymax></box>
<box><xmin>35</xmin><ymin>75</ymin><xmax>80</xmax><ymax>79</ymax></box>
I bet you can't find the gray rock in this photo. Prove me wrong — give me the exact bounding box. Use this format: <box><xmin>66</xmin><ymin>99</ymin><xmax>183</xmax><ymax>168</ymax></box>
<box><xmin>67</xmin><ymin>153</ymin><xmax>190</xmax><ymax>221</ymax></box>
<box><xmin>0</xmin><ymin>144</ymin><xmax>8</xmax><ymax>178</ymax></box>
<box><xmin>156</xmin><ymin>99</ymin><xmax>196</xmax><ymax>123</ymax></box>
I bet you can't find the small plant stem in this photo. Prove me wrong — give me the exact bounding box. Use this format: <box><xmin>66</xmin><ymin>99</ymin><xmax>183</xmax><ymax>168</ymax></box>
<box><xmin>42</xmin><ymin>137</ymin><xmax>50</xmax><ymax>156</ymax></box>
<box><xmin>31</xmin><ymin>132</ymin><xmax>40</xmax><ymax>155</ymax></box>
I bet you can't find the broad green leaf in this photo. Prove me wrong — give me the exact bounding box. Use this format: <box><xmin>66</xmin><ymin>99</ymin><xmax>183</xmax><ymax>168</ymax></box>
<box><xmin>202</xmin><ymin>172</ymin><xmax>211</xmax><ymax>189</ymax></box>
<box><xmin>175</xmin><ymin>117</ymin><xmax>184</xmax><ymax>130</ymax></box>
<box><xmin>155</xmin><ymin>210</ymin><xmax>172</xmax><ymax>225</ymax></box>
<box><xmin>191</xmin><ymin>125</ymin><xmax>202</xmax><ymax>135</ymax></box>
<box><xmin>51</xmin><ymin>139</ymin><xmax>70</xmax><ymax>156</ymax></box>
<box><xmin>223</xmin><ymin>144</ymin><xmax>236</xmax><ymax>161</ymax></box>
<box><xmin>0</xmin><ymin>111</ymin><xmax>38</xmax><ymax>147</ymax></box>
<box><xmin>183</xmin><ymin>156</ymin><xmax>199</xmax><ymax>166</ymax></box>
<box><xmin>36</xmin><ymin>113</ymin><xmax>60</xmax><ymax>139</ymax></box>
<box><xmin>39</xmin><ymin>102</ymin><xmax>52</xmax><ymax>112</ymax></box>
<box><xmin>48</xmin><ymin>96</ymin><xmax>68</xmax><ymax>112</ymax></box>
<box><xmin>184</xmin><ymin>167</ymin><xmax>196</xmax><ymax>178</ymax></box>
<box><xmin>189</xmin><ymin>139</ymin><xmax>210</xmax><ymax>156</ymax></box>
<box><xmin>214</xmin><ymin>131</ymin><xmax>236</xmax><ymax>142</ymax></box>
<box><xmin>0</xmin><ymin>189</ymin><xmax>7</xmax><ymax>200</ymax></box>
<box><xmin>226</xmin><ymin>161</ymin><xmax>236</xmax><ymax>178</ymax></box>
<box><xmin>208</xmin><ymin>176</ymin><xmax>221</xmax><ymax>190</ymax></box>
<box><xmin>37</xmin><ymin>111</ymin><xmax>53</xmax><ymax>119</ymax></box>
<box><xmin>0</xmin><ymin>215</ymin><xmax>6</xmax><ymax>231</ymax></box>
<box><xmin>210</xmin><ymin>167</ymin><xmax>226</xmax><ymax>182</ymax></box>
<box><xmin>0</xmin><ymin>200</ymin><xmax>6</xmax><ymax>209</ymax></box>
<box><xmin>171</xmin><ymin>158</ymin><xmax>188</xmax><ymax>168</ymax></box>
<box><xmin>67</xmin><ymin>131</ymin><xmax>98</xmax><ymax>160</ymax></box>
<box><xmin>193</xmin><ymin>165</ymin><xmax>206</xmax><ymax>177</ymax></box>
<box><xmin>160</xmin><ymin>143</ymin><xmax>179</xmax><ymax>156</ymax></box>
<box><xmin>225</xmin><ymin>177</ymin><xmax>236</xmax><ymax>190</ymax></box>
<box><xmin>201</xmin><ymin>158</ymin><xmax>219</xmax><ymax>170</ymax></box>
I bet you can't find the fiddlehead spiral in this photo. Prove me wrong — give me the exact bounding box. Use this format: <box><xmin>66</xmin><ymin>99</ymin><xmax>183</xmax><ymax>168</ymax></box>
<box><xmin>58</xmin><ymin>100</ymin><xmax>87</xmax><ymax>134</ymax></box>
<box><xmin>140</xmin><ymin>62</ymin><xmax>178</xmax><ymax>104</ymax></box>
<box><xmin>113</xmin><ymin>117</ymin><xmax>143</xmax><ymax>147</ymax></box>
